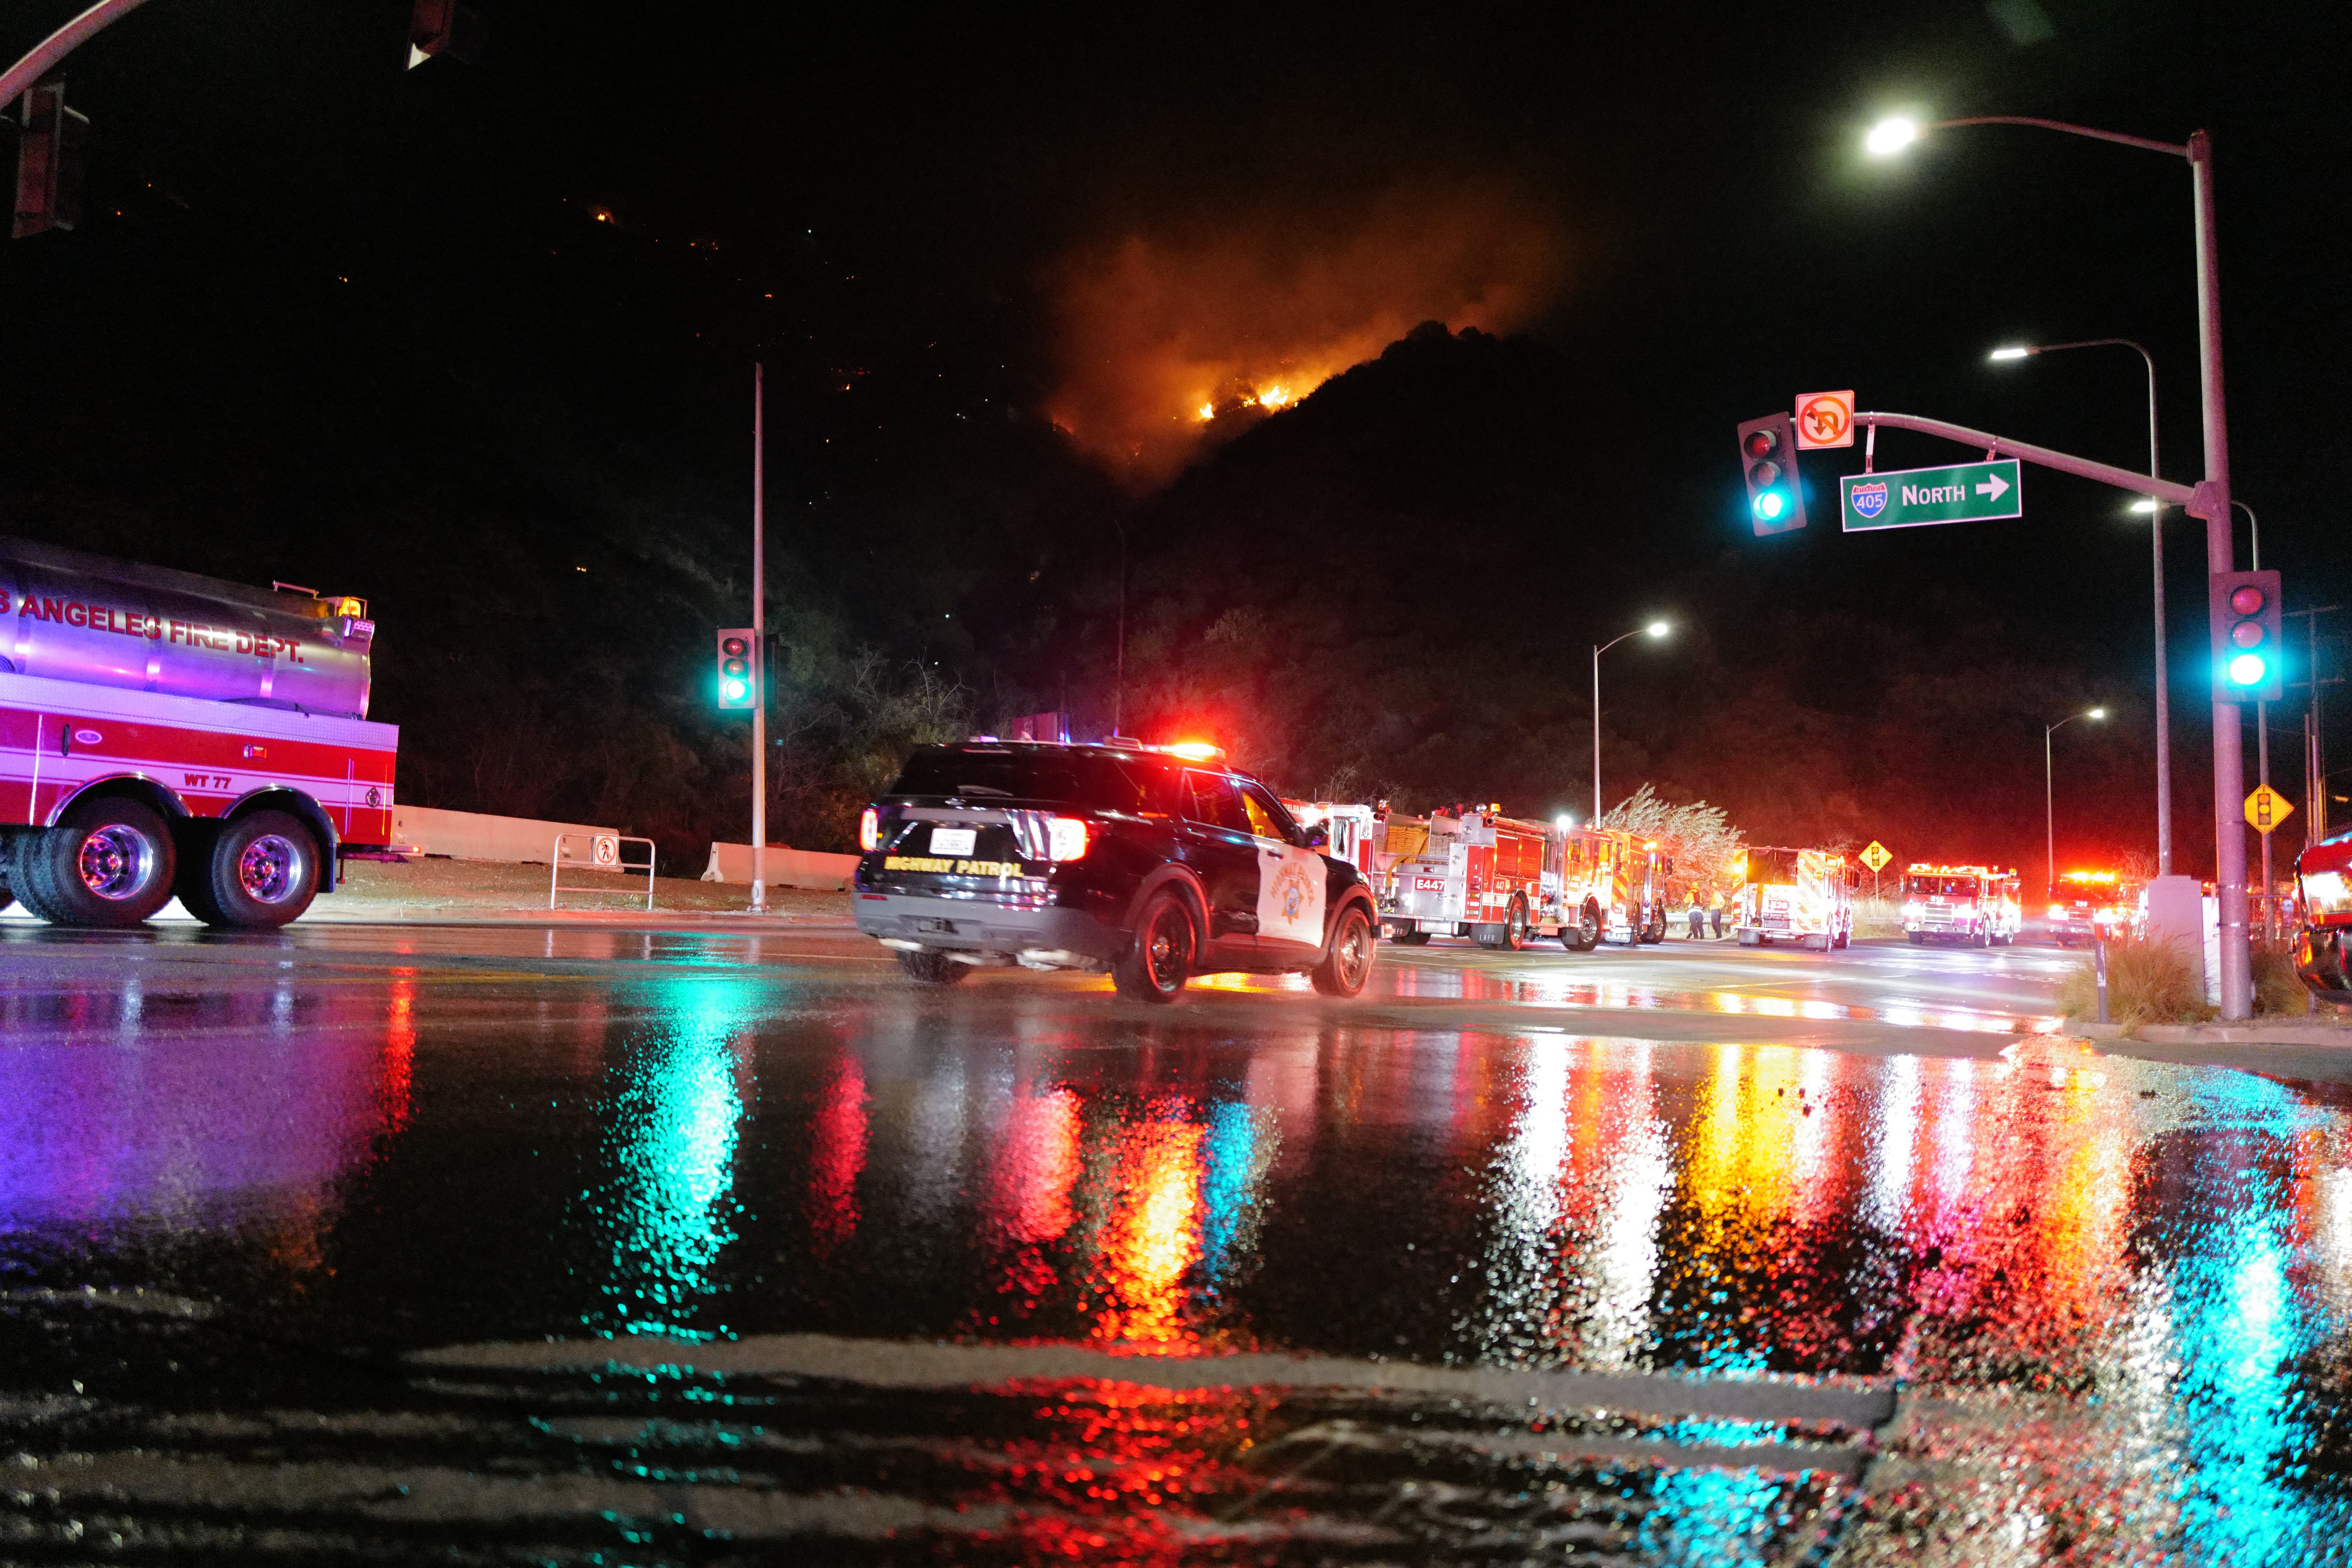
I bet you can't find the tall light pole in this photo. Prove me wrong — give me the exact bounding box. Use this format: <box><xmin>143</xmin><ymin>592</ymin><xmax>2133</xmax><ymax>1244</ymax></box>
<box><xmin>1868</xmin><ymin>113</ymin><xmax>2252</xmax><ymax>1018</ymax></box>
<box><xmin>2047</xmin><ymin>707</ymin><xmax>2107</xmax><ymax>897</ymax></box>
<box><xmin>1593</xmin><ymin>621</ymin><xmax>1670</xmax><ymax>824</ymax></box>
<box><xmin>1991</xmin><ymin>339</ymin><xmax>2171</xmax><ymax>875</ymax></box>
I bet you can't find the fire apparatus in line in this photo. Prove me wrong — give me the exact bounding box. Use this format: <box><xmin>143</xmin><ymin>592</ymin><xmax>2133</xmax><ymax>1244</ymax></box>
<box><xmin>0</xmin><ymin>536</ymin><xmax>396</xmax><ymax>929</ymax></box>
<box><xmin>2047</xmin><ymin>869</ymin><xmax>2144</xmax><ymax>946</ymax></box>
<box><xmin>1373</xmin><ymin>806</ymin><xmax>1667</xmax><ymax>950</ymax></box>
<box><xmin>1735</xmin><ymin>846</ymin><xmax>1856</xmax><ymax>950</ymax></box>
<box><xmin>1901</xmin><ymin>863</ymin><xmax>2022</xmax><ymax>947</ymax></box>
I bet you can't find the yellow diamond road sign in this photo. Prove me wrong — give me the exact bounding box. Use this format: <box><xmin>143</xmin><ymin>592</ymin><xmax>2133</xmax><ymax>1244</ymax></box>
<box><xmin>2245</xmin><ymin>785</ymin><xmax>2294</xmax><ymax>833</ymax></box>
<box><xmin>1860</xmin><ymin>840</ymin><xmax>1891</xmax><ymax>872</ymax></box>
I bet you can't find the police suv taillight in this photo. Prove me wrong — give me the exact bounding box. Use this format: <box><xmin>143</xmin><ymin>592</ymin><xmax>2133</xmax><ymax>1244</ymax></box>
<box><xmin>1047</xmin><ymin>817</ymin><xmax>1089</xmax><ymax>861</ymax></box>
<box><xmin>858</xmin><ymin>807</ymin><xmax>881</xmax><ymax>852</ymax></box>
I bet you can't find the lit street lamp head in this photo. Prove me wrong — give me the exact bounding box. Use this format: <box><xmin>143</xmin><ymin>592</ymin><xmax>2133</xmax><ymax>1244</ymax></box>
<box><xmin>1988</xmin><ymin>345</ymin><xmax>2033</xmax><ymax>361</ymax></box>
<box><xmin>2129</xmin><ymin>498</ymin><xmax>2159</xmax><ymax>514</ymax></box>
<box><xmin>2088</xmin><ymin>707</ymin><xmax>2107</xmax><ymax>720</ymax></box>
<box><xmin>1646</xmin><ymin>621</ymin><xmax>1670</xmax><ymax>637</ymax></box>
<box><xmin>1865</xmin><ymin>116</ymin><xmax>1921</xmax><ymax>156</ymax></box>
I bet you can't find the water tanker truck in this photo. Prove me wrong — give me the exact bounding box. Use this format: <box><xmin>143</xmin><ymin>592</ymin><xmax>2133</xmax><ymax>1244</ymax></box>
<box><xmin>0</xmin><ymin>535</ymin><xmax>396</xmax><ymax>928</ymax></box>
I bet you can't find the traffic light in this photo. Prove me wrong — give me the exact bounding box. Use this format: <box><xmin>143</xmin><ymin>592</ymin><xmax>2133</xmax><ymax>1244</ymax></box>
<box><xmin>13</xmin><ymin>80</ymin><xmax>89</xmax><ymax>240</ymax></box>
<box><xmin>2210</xmin><ymin>569</ymin><xmax>2284</xmax><ymax>703</ymax></box>
<box><xmin>715</xmin><ymin>628</ymin><xmax>757</xmax><ymax>710</ymax></box>
<box><xmin>1736</xmin><ymin>413</ymin><xmax>1807</xmax><ymax>535</ymax></box>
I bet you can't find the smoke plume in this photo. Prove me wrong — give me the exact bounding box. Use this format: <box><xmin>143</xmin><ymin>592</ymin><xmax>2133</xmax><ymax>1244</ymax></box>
<box><xmin>1044</xmin><ymin>182</ymin><xmax>1569</xmax><ymax>488</ymax></box>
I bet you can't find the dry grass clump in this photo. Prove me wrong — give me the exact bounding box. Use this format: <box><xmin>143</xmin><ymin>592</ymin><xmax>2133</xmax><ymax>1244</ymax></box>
<box><xmin>2252</xmin><ymin>942</ymin><xmax>2312</xmax><ymax>1017</ymax></box>
<box><xmin>1849</xmin><ymin>898</ymin><xmax>1906</xmax><ymax>940</ymax></box>
<box><xmin>2056</xmin><ymin>934</ymin><xmax>2214</xmax><ymax>1027</ymax></box>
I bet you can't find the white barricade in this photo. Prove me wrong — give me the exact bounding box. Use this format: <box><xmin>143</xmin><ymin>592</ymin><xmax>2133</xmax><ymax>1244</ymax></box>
<box><xmin>550</xmin><ymin>831</ymin><xmax>657</xmax><ymax>911</ymax></box>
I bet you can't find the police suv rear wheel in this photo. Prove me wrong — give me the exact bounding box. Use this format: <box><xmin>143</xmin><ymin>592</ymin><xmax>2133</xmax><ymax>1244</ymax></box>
<box><xmin>897</xmin><ymin>949</ymin><xmax>969</xmax><ymax>985</ymax></box>
<box><xmin>1114</xmin><ymin>890</ymin><xmax>1192</xmax><ymax>1003</ymax></box>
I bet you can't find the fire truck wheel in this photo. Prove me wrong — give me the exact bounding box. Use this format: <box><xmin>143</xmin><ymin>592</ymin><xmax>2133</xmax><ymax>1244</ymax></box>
<box><xmin>1973</xmin><ymin>925</ymin><xmax>1993</xmax><ymax>949</ymax></box>
<box><xmin>191</xmin><ymin>811</ymin><xmax>321</xmax><ymax>929</ymax></box>
<box><xmin>1832</xmin><ymin>922</ymin><xmax>1850</xmax><ymax>950</ymax></box>
<box><xmin>16</xmin><ymin>798</ymin><xmax>178</xmax><ymax>927</ymax></box>
<box><xmin>1563</xmin><ymin>902</ymin><xmax>1601</xmax><ymax>952</ymax></box>
<box><xmin>0</xmin><ymin>875</ymin><xmax>12</xmax><ymax>913</ymax></box>
<box><xmin>1311</xmin><ymin>904</ymin><xmax>1376</xmax><ymax>997</ymax></box>
<box><xmin>1392</xmin><ymin>930</ymin><xmax>1430</xmax><ymax>946</ymax></box>
<box><xmin>1503</xmin><ymin>898</ymin><xmax>1528</xmax><ymax>951</ymax></box>
<box><xmin>1113</xmin><ymin>890</ymin><xmax>1192</xmax><ymax>1003</ymax></box>
<box><xmin>896</xmin><ymin>949</ymin><xmax>969</xmax><ymax>985</ymax></box>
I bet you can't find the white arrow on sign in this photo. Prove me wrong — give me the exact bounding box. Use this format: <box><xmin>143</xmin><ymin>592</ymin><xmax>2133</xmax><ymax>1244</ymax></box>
<box><xmin>1975</xmin><ymin>471</ymin><xmax>2011</xmax><ymax>501</ymax></box>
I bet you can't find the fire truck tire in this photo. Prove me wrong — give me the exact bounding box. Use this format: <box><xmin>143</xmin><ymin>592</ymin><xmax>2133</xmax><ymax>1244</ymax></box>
<box><xmin>1311</xmin><ymin>904</ymin><xmax>1376</xmax><ymax>997</ymax></box>
<box><xmin>1832</xmin><ymin>922</ymin><xmax>1850</xmax><ymax>950</ymax></box>
<box><xmin>1112</xmin><ymin>890</ymin><xmax>1192</xmax><ymax>1003</ymax></box>
<box><xmin>1503</xmin><ymin>898</ymin><xmax>1529</xmax><ymax>951</ymax></box>
<box><xmin>1563</xmin><ymin>902</ymin><xmax>1601</xmax><ymax>952</ymax></box>
<box><xmin>0</xmin><ymin>875</ymin><xmax>12</xmax><ymax>913</ymax></box>
<box><xmin>15</xmin><ymin>799</ymin><xmax>178</xmax><ymax>927</ymax></box>
<box><xmin>1973</xmin><ymin>926</ymin><xmax>1993</xmax><ymax>949</ymax></box>
<box><xmin>1393</xmin><ymin>930</ymin><xmax>1431</xmax><ymax>946</ymax></box>
<box><xmin>896</xmin><ymin>949</ymin><xmax>969</xmax><ymax>985</ymax></box>
<box><xmin>185</xmin><ymin>811</ymin><xmax>321</xmax><ymax>929</ymax></box>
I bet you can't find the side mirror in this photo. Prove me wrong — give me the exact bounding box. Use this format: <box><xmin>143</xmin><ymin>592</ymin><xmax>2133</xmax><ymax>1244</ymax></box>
<box><xmin>1302</xmin><ymin>822</ymin><xmax>1330</xmax><ymax>849</ymax></box>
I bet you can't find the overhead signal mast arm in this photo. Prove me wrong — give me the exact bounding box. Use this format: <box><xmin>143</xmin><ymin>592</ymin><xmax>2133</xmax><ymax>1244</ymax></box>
<box><xmin>1853</xmin><ymin>410</ymin><xmax>2199</xmax><ymax>513</ymax></box>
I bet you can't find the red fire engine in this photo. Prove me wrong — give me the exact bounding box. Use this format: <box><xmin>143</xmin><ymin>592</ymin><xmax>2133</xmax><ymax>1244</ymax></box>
<box><xmin>1374</xmin><ymin>806</ymin><xmax>1666</xmax><ymax>950</ymax></box>
<box><xmin>1901</xmin><ymin>862</ymin><xmax>2022</xmax><ymax>946</ymax></box>
<box><xmin>0</xmin><ymin>537</ymin><xmax>396</xmax><ymax>929</ymax></box>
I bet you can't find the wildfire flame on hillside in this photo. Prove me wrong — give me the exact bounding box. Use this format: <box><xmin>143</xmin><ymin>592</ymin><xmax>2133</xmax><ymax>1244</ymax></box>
<box><xmin>1045</xmin><ymin>184</ymin><xmax>1568</xmax><ymax>488</ymax></box>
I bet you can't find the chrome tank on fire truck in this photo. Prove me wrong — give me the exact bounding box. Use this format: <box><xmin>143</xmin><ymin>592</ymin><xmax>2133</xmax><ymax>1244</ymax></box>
<box><xmin>0</xmin><ymin>537</ymin><xmax>375</xmax><ymax>716</ymax></box>
<box><xmin>0</xmin><ymin>536</ymin><xmax>397</xmax><ymax>931</ymax></box>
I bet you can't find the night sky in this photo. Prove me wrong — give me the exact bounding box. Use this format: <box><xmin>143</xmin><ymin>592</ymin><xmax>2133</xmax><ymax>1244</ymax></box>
<box><xmin>2</xmin><ymin>0</ymin><xmax>2345</xmax><ymax>875</ymax></box>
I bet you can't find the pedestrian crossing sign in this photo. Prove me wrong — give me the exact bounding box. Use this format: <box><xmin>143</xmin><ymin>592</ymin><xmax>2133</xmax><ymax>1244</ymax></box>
<box><xmin>2245</xmin><ymin>785</ymin><xmax>2293</xmax><ymax>833</ymax></box>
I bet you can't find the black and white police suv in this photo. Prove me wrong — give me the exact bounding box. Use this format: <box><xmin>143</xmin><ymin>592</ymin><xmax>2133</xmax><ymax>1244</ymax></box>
<box><xmin>853</xmin><ymin>740</ymin><xmax>1380</xmax><ymax>1002</ymax></box>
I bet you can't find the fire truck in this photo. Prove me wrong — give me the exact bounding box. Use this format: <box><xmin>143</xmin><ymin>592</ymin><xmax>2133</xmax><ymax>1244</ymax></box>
<box><xmin>1901</xmin><ymin>862</ymin><xmax>2022</xmax><ymax>946</ymax></box>
<box><xmin>1375</xmin><ymin>806</ymin><xmax>1667</xmax><ymax>950</ymax></box>
<box><xmin>0</xmin><ymin>536</ymin><xmax>396</xmax><ymax>929</ymax></box>
<box><xmin>2046</xmin><ymin>869</ymin><xmax>2143</xmax><ymax>946</ymax></box>
<box><xmin>1735</xmin><ymin>846</ymin><xmax>1856</xmax><ymax>949</ymax></box>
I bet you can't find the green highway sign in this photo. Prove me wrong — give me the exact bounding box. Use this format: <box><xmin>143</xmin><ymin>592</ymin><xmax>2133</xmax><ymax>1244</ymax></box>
<box><xmin>1841</xmin><ymin>459</ymin><xmax>2022</xmax><ymax>532</ymax></box>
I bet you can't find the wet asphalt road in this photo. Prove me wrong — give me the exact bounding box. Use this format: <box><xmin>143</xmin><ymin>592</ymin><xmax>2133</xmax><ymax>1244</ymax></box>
<box><xmin>3</xmin><ymin>920</ymin><xmax>2351</xmax><ymax>1564</ymax></box>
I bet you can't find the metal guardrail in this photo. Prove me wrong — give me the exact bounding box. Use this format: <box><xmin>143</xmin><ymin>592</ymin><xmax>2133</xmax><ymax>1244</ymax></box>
<box><xmin>548</xmin><ymin>831</ymin><xmax>656</xmax><ymax>912</ymax></box>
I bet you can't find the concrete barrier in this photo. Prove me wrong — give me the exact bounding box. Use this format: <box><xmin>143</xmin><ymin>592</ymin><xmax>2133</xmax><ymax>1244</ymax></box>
<box><xmin>389</xmin><ymin>805</ymin><xmax>622</xmax><ymax>864</ymax></box>
<box><xmin>701</xmin><ymin>842</ymin><xmax>857</xmax><ymax>891</ymax></box>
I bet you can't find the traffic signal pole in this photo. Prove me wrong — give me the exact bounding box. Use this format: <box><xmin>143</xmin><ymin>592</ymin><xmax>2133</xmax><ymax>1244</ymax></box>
<box><xmin>750</xmin><ymin>363</ymin><xmax>767</xmax><ymax>914</ymax></box>
<box><xmin>0</xmin><ymin>0</ymin><xmax>150</xmax><ymax>109</ymax></box>
<box><xmin>2187</xmin><ymin>131</ymin><xmax>2252</xmax><ymax>1020</ymax></box>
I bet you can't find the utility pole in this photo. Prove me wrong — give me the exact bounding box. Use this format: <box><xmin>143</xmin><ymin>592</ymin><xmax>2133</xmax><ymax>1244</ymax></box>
<box><xmin>2288</xmin><ymin>606</ymin><xmax>2341</xmax><ymax>849</ymax></box>
<box><xmin>750</xmin><ymin>364</ymin><xmax>767</xmax><ymax>914</ymax></box>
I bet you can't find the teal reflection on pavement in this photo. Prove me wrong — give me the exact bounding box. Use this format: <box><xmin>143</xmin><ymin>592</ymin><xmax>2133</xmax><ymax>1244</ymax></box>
<box><xmin>576</xmin><ymin>980</ymin><xmax>754</xmax><ymax>1338</ymax></box>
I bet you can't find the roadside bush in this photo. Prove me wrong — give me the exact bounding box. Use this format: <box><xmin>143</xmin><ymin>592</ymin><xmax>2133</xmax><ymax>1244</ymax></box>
<box><xmin>1849</xmin><ymin>897</ymin><xmax>1904</xmax><ymax>940</ymax></box>
<box><xmin>2253</xmin><ymin>942</ymin><xmax>2311</xmax><ymax>1017</ymax></box>
<box><xmin>2056</xmin><ymin>935</ymin><xmax>2213</xmax><ymax>1028</ymax></box>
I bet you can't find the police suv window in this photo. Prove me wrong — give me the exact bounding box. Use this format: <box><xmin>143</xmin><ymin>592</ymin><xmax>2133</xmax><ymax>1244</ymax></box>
<box><xmin>889</xmin><ymin>748</ymin><xmax>1154</xmax><ymax>810</ymax></box>
<box><xmin>1181</xmin><ymin>771</ymin><xmax>1251</xmax><ymax>833</ymax></box>
<box><xmin>1238</xmin><ymin>782</ymin><xmax>1301</xmax><ymax>845</ymax></box>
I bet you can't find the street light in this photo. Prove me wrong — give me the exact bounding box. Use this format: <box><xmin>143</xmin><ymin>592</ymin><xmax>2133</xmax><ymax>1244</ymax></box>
<box><xmin>2046</xmin><ymin>706</ymin><xmax>2106</xmax><ymax>899</ymax></box>
<box><xmin>1593</xmin><ymin>621</ymin><xmax>1671</xmax><ymax>824</ymax></box>
<box><xmin>1989</xmin><ymin>338</ymin><xmax>2170</xmax><ymax>877</ymax></box>
<box><xmin>1867</xmin><ymin>112</ymin><xmax>2254</xmax><ymax>1018</ymax></box>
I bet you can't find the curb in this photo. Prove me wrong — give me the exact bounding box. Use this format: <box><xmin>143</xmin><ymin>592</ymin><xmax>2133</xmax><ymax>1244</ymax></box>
<box><xmin>2071</xmin><ymin>1018</ymin><xmax>2352</xmax><ymax>1047</ymax></box>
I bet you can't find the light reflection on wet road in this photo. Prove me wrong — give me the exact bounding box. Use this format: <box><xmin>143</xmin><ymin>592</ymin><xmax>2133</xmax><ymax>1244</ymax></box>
<box><xmin>2</xmin><ymin>921</ymin><xmax>2349</xmax><ymax>1563</ymax></box>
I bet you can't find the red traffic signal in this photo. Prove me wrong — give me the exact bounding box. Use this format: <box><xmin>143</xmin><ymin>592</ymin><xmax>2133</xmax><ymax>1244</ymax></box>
<box><xmin>12</xmin><ymin>80</ymin><xmax>89</xmax><ymax>240</ymax></box>
<box><xmin>1735</xmin><ymin>413</ymin><xmax>1806</xmax><ymax>535</ymax></box>
<box><xmin>2209</xmin><ymin>569</ymin><xmax>2283</xmax><ymax>703</ymax></box>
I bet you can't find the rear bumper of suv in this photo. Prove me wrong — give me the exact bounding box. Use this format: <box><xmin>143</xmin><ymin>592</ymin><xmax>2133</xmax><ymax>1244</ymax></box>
<box><xmin>853</xmin><ymin>891</ymin><xmax>1120</xmax><ymax>971</ymax></box>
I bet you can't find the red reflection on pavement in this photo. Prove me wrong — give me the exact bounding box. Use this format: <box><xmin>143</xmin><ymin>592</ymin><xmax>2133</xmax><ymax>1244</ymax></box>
<box><xmin>806</xmin><ymin>1047</ymin><xmax>867</xmax><ymax>1255</ymax></box>
<box><xmin>1086</xmin><ymin>1102</ymin><xmax>1205</xmax><ymax>1350</ymax></box>
<box><xmin>378</xmin><ymin>971</ymin><xmax>417</xmax><ymax>1138</ymax></box>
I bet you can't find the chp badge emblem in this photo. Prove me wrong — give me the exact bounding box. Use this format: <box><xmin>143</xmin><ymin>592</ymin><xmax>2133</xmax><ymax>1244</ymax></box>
<box><xmin>1850</xmin><ymin>480</ymin><xmax>1889</xmax><ymax>520</ymax></box>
